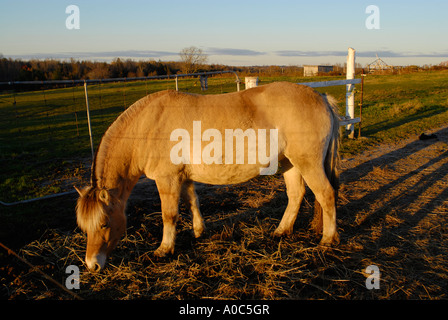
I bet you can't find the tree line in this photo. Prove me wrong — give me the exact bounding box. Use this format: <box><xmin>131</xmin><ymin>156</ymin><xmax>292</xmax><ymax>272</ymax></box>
<box><xmin>0</xmin><ymin>57</ymin><xmax>226</xmax><ymax>82</ymax></box>
<box><xmin>1</xmin><ymin>52</ymin><xmax>446</xmax><ymax>82</ymax></box>
<box><xmin>0</xmin><ymin>57</ymin><xmax>305</xmax><ymax>83</ymax></box>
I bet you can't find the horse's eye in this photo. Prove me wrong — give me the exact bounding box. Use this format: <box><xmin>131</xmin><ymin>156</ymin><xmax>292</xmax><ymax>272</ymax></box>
<box><xmin>101</xmin><ymin>222</ymin><xmax>109</xmax><ymax>229</ymax></box>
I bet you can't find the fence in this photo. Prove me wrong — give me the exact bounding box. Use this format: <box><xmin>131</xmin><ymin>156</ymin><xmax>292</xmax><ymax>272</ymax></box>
<box><xmin>247</xmin><ymin>48</ymin><xmax>362</xmax><ymax>134</ymax></box>
<box><xmin>0</xmin><ymin>71</ymin><xmax>241</xmax><ymax>205</ymax></box>
<box><xmin>0</xmin><ymin>53</ymin><xmax>362</xmax><ymax>205</ymax></box>
<box><xmin>297</xmin><ymin>77</ymin><xmax>362</xmax><ymax>128</ymax></box>
<box><xmin>1</xmin><ymin>70</ymin><xmax>242</xmax><ymax>162</ymax></box>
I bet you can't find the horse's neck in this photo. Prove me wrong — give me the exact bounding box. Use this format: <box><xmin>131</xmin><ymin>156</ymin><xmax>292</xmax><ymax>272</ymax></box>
<box><xmin>94</xmin><ymin>136</ymin><xmax>142</xmax><ymax>200</ymax></box>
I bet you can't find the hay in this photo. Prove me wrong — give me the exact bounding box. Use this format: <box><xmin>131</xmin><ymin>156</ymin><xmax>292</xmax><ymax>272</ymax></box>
<box><xmin>3</xmin><ymin>128</ymin><xmax>448</xmax><ymax>300</ymax></box>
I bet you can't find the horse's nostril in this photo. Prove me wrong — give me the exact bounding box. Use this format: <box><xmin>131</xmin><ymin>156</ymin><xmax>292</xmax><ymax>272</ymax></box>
<box><xmin>86</xmin><ymin>252</ymin><xmax>106</xmax><ymax>272</ymax></box>
<box><xmin>93</xmin><ymin>263</ymin><xmax>101</xmax><ymax>272</ymax></box>
<box><xmin>88</xmin><ymin>262</ymin><xmax>101</xmax><ymax>272</ymax></box>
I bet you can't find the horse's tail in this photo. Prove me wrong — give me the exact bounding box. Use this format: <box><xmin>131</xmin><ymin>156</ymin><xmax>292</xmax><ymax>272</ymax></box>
<box><xmin>311</xmin><ymin>94</ymin><xmax>340</xmax><ymax>235</ymax></box>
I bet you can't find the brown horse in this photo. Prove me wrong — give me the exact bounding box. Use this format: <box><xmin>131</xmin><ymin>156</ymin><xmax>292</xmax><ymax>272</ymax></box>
<box><xmin>75</xmin><ymin>82</ymin><xmax>340</xmax><ymax>271</ymax></box>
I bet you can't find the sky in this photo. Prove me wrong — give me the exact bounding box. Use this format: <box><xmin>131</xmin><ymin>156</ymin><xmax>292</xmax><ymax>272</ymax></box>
<box><xmin>1</xmin><ymin>0</ymin><xmax>447</xmax><ymax>67</ymax></box>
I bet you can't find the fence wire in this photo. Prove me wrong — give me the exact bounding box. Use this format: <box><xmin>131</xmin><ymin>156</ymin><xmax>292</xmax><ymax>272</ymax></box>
<box><xmin>0</xmin><ymin>73</ymin><xmax>240</xmax><ymax>205</ymax></box>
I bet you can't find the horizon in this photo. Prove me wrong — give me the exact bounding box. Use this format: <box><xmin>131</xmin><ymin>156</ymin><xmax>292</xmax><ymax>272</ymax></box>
<box><xmin>1</xmin><ymin>0</ymin><xmax>447</xmax><ymax>67</ymax></box>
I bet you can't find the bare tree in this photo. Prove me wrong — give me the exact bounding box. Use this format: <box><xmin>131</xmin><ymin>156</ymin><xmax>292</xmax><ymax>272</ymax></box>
<box><xmin>179</xmin><ymin>46</ymin><xmax>208</xmax><ymax>74</ymax></box>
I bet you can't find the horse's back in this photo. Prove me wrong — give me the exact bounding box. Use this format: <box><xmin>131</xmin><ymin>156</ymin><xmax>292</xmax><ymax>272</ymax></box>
<box><xmin>133</xmin><ymin>82</ymin><xmax>335</xmax><ymax>182</ymax></box>
<box><xmin>143</xmin><ymin>82</ymin><xmax>329</xmax><ymax>127</ymax></box>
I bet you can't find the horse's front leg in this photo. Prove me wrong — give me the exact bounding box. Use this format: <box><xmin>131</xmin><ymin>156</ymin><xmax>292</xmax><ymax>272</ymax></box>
<box><xmin>154</xmin><ymin>177</ymin><xmax>182</xmax><ymax>257</ymax></box>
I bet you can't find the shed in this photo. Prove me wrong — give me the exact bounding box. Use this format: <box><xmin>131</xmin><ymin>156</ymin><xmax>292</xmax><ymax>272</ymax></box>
<box><xmin>303</xmin><ymin>65</ymin><xmax>334</xmax><ymax>77</ymax></box>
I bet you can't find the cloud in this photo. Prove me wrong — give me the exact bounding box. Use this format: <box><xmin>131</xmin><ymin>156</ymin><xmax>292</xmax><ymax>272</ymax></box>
<box><xmin>276</xmin><ymin>50</ymin><xmax>347</xmax><ymax>57</ymax></box>
<box><xmin>94</xmin><ymin>50</ymin><xmax>179</xmax><ymax>58</ymax></box>
<box><xmin>9</xmin><ymin>48</ymin><xmax>268</xmax><ymax>61</ymax></box>
<box><xmin>275</xmin><ymin>50</ymin><xmax>448</xmax><ymax>58</ymax></box>
<box><xmin>7</xmin><ymin>48</ymin><xmax>447</xmax><ymax>63</ymax></box>
<box><xmin>9</xmin><ymin>50</ymin><xmax>179</xmax><ymax>60</ymax></box>
<box><xmin>206</xmin><ymin>47</ymin><xmax>266</xmax><ymax>56</ymax></box>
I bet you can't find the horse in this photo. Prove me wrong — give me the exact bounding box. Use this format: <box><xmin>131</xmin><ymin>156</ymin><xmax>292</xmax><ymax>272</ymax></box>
<box><xmin>75</xmin><ymin>82</ymin><xmax>340</xmax><ymax>271</ymax></box>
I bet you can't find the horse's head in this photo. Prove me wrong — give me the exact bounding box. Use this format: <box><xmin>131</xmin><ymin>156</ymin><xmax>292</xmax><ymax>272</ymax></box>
<box><xmin>75</xmin><ymin>186</ymin><xmax>126</xmax><ymax>271</ymax></box>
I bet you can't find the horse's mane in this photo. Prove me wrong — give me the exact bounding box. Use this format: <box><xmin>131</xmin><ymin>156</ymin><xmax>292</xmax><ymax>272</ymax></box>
<box><xmin>76</xmin><ymin>186</ymin><xmax>107</xmax><ymax>233</ymax></box>
<box><xmin>91</xmin><ymin>90</ymin><xmax>171</xmax><ymax>187</ymax></box>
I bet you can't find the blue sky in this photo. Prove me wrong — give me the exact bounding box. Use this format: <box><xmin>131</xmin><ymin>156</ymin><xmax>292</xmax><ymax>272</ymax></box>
<box><xmin>1</xmin><ymin>0</ymin><xmax>447</xmax><ymax>66</ymax></box>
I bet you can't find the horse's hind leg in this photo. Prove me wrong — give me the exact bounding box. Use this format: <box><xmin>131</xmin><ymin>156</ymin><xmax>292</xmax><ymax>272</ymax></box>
<box><xmin>274</xmin><ymin>165</ymin><xmax>305</xmax><ymax>237</ymax></box>
<box><xmin>300</xmin><ymin>164</ymin><xmax>339</xmax><ymax>246</ymax></box>
<box><xmin>181</xmin><ymin>180</ymin><xmax>205</xmax><ymax>238</ymax></box>
<box><xmin>154</xmin><ymin>177</ymin><xmax>182</xmax><ymax>257</ymax></box>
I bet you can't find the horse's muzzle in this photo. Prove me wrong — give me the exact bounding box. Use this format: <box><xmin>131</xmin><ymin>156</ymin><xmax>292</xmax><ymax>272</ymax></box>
<box><xmin>86</xmin><ymin>252</ymin><xmax>107</xmax><ymax>272</ymax></box>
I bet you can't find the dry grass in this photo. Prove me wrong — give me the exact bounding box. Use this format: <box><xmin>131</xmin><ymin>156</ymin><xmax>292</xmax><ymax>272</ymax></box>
<box><xmin>3</xmin><ymin>127</ymin><xmax>448</xmax><ymax>300</ymax></box>
<box><xmin>391</xmin><ymin>99</ymin><xmax>426</xmax><ymax>117</ymax></box>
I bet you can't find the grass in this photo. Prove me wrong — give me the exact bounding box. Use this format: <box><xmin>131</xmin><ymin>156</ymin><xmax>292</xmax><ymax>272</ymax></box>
<box><xmin>336</xmin><ymin>70</ymin><xmax>448</xmax><ymax>154</ymax></box>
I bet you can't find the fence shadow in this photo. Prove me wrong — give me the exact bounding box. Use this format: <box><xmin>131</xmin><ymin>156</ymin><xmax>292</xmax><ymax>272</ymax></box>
<box><xmin>336</xmin><ymin>126</ymin><xmax>448</xmax><ymax>296</ymax></box>
<box><xmin>340</xmin><ymin>126</ymin><xmax>448</xmax><ymax>226</ymax></box>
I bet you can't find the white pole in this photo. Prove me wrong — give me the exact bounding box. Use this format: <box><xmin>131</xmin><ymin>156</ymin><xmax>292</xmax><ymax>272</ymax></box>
<box><xmin>346</xmin><ymin>47</ymin><xmax>356</xmax><ymax>138</ymax></box>
<box><xmin>84</xmin><ymin>81</ymin><xmax>95</xmax><ymax>161</ymax></box>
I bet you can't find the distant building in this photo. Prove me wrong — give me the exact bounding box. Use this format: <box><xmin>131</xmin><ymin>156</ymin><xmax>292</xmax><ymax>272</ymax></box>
<box><xmin>303</xmin><ymin>65</ymin><xmax>334</xmax><ymax>77</ymax></box>
<box><xmin>367</xmin><ymin>55</ymin><xmax>393</xmax><ymax>73</ymax></box>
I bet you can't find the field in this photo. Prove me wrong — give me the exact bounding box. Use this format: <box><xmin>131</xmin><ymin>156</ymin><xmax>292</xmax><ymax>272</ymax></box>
<box><xmin>1</xmin><ymin>70</ymin><xmax>448</xmax><ymax>300</ymax></box>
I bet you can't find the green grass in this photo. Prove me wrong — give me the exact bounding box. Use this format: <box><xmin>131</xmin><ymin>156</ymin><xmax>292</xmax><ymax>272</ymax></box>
<box><xmin>0</xmin><ymin>76</ymin><xmax>239</xmax><ymax>202</ymax></box>
<box><xmin>1</xmin><ymin>71</ymin><xmax>448</xmax><ymax>202</ymax></box>
<box><xmin>261</xmin><ymin>71</ymin><xmax>448</xmax><ymax>156</ymax></box>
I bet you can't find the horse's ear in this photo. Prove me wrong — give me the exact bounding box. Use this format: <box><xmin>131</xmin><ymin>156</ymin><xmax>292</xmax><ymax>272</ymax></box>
<box><xmin>74</xmin><ymin>186</ymin><xmax>83</xmax><ymax>196</ymax></box>
<box><xmin>98</xmin><ymin>189</ymin><xmax>110</xmax><ymax>205</ymax></box>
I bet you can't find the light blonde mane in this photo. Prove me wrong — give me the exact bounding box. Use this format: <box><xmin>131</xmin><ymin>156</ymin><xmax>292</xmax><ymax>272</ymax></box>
<box><xmin>76</xmin><ymin>187</ymin><xmax>107</xmax><ymax>234</ymax></box>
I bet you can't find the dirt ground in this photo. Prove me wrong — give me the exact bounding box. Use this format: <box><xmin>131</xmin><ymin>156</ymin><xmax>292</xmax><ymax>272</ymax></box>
<box><xmin>1</xmin><ymin>125</ymin><xmax>448</xmax><ymax>300</ymax></box>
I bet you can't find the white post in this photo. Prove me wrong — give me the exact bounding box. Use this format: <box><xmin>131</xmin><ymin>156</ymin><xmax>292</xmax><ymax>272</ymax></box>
<box><xmin>346</xmin><ymin>47</ymin><xmax>356</xmax><ymax>138</ymax></box>
<box><xmin>84</xmin><ymin>81</ymin><xmax>95</xmax><ymax>161</ymax></box>
<box><xmin>245</xmin><ymin>77</ymin><xmax>259</xmax><ymax>89</ymax></box>
<box><xmin>175</xmin><ymin>76</ymin><xmax>179</xmax><ymax>91</ymax></box>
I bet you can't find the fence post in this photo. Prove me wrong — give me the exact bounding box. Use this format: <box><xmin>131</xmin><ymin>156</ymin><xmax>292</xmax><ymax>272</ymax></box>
<box><xmin>346</xmin><ymin>47</ymin><xmax>356</xmax><ymax>139</ymax></box>
<box><xmin>84</xmin><ymin>81</ymin><xmax>95</xmax><ymax>161</ymax></box>
<box><xmin>200</xmin><ymin>75</ymin><xmax>208</xmax><ymax>91</ymax></box>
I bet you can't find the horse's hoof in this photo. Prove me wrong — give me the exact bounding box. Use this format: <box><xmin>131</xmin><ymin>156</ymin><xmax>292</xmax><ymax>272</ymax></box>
<box><xmin>272</xmin><ymin>229</ymin><xmax>283</xmax><ymax>238</ymax></box>
<box><xmin>319</xmin><ymin>233</ymin><xmax>340</xmax><ymax>247</ymax></box>
<box><xmin>273</xmin><ymin>227</ymin><xmax>292</xmax><ymax>238</ymax></box>
<box><xmin>154</xmin><ymin>246</ymin><xmax>173</xmax><ymax>258</ymax></box>
<box><xmin>193</xmin><ymin>226</ymin><xmax>206</xmax><ymax>238</ymax></box>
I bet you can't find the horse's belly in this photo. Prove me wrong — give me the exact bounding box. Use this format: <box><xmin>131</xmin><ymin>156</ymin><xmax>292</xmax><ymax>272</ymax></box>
<box><xmin>189</xmin><ymin>164</ymin><xmax>267</xmax><ymax>185</ymax></box>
